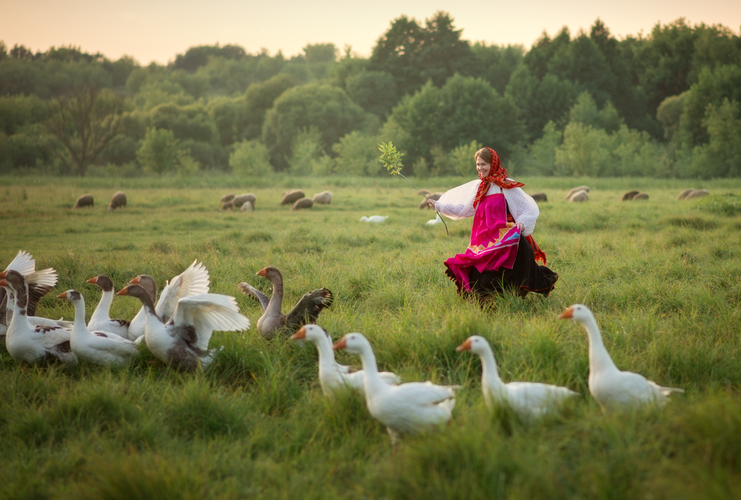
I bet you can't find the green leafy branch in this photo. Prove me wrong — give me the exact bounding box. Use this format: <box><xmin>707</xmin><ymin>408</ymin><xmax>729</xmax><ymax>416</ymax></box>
<box><xmin>378</xmin><ymin>142</ymin><xmax>449</xmax><ymax>235</ymax></box>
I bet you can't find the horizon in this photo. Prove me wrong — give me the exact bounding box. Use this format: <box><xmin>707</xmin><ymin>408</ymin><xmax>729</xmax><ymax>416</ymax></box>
<box><xmin>3</xmin><ymin>0</ymin><xmax>740</xmax><ymax>65</ymax></box>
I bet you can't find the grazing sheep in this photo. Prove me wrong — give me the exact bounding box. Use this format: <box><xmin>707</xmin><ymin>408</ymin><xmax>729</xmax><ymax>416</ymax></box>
<box><xmin>232</xmin><ymin>193</ymin><xmax>256</xmax><ymax>208</ymax></box>
<box><xmin>312</xmin><ymin>191</ymin><xmax>333</xmax><ymax>204</ymax></box>
<box><xmin>569</xmin><ymin>190</ymin><xmax>589</xmax><ymax>202</ymax></box>
<box><xmin>291</xmin><ymin>197</ymin><xmax>313</xmax><ymax>210</ymax></box>
<box><xmin>280</xmin><ymin>190</ymin><xmax>305</xmax><ymax>205</ymax></box>
<box><xmin>221</xmin><ymin>201</ymin><xmax>234</xmax><ymax>211</ymax></box>
<box><xmin>621</xmin><ymin>190</ymin><xmax>640</xmax><ymax>201</ymax></box>
<box><xmin>220</xmin><ymin>193</ymin><xmax>235</xmax><ymax>203</ymax></box>
<box><xmin>685</xmin><ymin>189</ymin><xmax>709</xmax><ymax>199</ymax></box>
<box><xmin>73</xmin><ymin>194</ymin><xmax>94</xmax><ymax>209</ymax></box>
<box><xmin>108</xmin><ymin>191</ymin><xmax>127</xmax><ymax>211</ymax></box>
<box><xmin>531</xmin><ymin>192</ymin><xmax>548</xmax><ymax>202</ymax></box>
<box><xmin>677</xmin><ymin>189</ymin><xmax>696</xmax><ymax>200</ymax></box>
<box><xmin>418</xmin><ymin>193</ymin><xmax>443</xmax><ymax>209</ymax></box>
<box><xmin>633</xmin><ymin>192</ymin><xmax>649</xmax><ymax>200</ymax></box>
<box><xmin>566</xmin><ymin>186</ymin><xmax>591</xmax><ymax>200</ymax></box>
<box><xmin>240</xmin><ymin>201</ymin><xmax>253</xmax><ymax>212</ymax></box>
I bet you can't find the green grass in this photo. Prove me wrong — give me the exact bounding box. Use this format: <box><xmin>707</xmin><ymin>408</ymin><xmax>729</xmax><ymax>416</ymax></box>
<box><xmin>0</xmin><ymin>175</ymin><xmax>740</xmax><ymax>499</ymax></box>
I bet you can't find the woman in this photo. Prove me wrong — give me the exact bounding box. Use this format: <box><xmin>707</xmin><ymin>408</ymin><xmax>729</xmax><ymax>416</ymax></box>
<box><xmin>428</xmin><ymin>147</ymin><xmax>557</xmax><ymax>301</ymax></box>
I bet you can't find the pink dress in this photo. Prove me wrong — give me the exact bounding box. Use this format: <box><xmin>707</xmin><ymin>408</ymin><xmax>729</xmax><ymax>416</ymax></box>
<box><xmin>444</xmin><ymin>193</ymin><xmax>521</xmax><ymax>293</ymax></box>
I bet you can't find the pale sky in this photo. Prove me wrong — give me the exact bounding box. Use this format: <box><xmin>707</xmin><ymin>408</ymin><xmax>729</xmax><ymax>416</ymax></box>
<box><xmin>2</xmin><ymin>0</ymin><xmax>740</xmax><ymax>65</ymax></box>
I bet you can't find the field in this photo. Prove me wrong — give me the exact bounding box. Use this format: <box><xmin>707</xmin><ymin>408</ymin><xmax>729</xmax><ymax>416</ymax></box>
<box><xmin>1</xmin><ymin>174</ymin><xmax>740</xmax><ymax>500</ymax></box>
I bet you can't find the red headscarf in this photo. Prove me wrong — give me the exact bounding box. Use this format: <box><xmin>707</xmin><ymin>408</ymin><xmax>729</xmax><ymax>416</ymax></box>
<box><xmin>473</xmin><ymin>148</ymin><xmax>524</xmax><ymax>208</ymax></box>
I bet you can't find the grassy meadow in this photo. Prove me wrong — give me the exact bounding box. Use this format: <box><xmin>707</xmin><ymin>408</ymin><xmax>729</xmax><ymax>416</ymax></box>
<box><xmin>1</xmin><ymin>174</ymin><xmax>740</xmax><ymax>499</ymax></box>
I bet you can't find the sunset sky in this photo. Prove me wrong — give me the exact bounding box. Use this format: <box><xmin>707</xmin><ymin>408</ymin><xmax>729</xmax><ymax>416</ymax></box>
<box><xmin>2</xmin><ymin>0</ymin><xmax>740</xmax><ymax>64</ymax></box>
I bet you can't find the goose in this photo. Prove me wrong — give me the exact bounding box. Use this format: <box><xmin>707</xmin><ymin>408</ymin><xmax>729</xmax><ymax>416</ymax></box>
<box><xmin>291</xmin><ymin>325</ymin><xmax>400</xmax><ymax>396</ymax></box>
<box><xmin>426</xmin><ymin>214</ymin><xmax>443</xmax><ymax>226</ymax></box>
<box><xmin>238</xmin><ymin>266</ymin><xmax>333</xmax><ymax>340</ymax></box>
<box><xmin>360</xmin><ymin>216</ymin><xmax>388</xmax><ymax>223</ymax></box>
<box><xmin>559</xmin><ymin>304</ymin><xmax>684</xmax><ymax>411</ymax></box>
<box><xmin>333</xmin><ymin>332</ymin><xmax>459</xmax><ymax>445</ymax></box>
<box><xmin>1</xmin><ymin>250</ymin><xmax>65</xmax><ymax>338</ymax></box>
<box><xmin>0</xmin><ymin>270</ymin><xmax>76</xmax><ymax>365</ymax></box>
<box><xmin>117</xmin><ymin>283</ymin><xmax>250</xmax><ymax>371</ymax></box>
<box><xmin>127</xmin><ymin>260</ymin><xmax>210</xmax><ymax>340</ymax></box>
<box><xmin>58</xmin><ymin>290</ymin><xmax>139</xmax><ymax>367</ymax></box>
<box><xmin>87</xmin><ymin>275</ymin><xmax>130</xmax><ymax>338</ymax></box>
<box><xmin>456</xmin><ymin>335</ymin><xmax>578</xmax><ymax>420</ymax></box>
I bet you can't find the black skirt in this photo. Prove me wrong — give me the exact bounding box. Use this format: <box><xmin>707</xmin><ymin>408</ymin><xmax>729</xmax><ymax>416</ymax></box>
<box><xmin>445</xmin><ymin>235</ymin><xmax>558</xmax><ymax>298</ymax></box>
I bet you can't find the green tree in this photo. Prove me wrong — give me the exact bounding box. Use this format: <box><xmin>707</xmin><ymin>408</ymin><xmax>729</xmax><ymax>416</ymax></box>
<box><xmin>235</xmin><ymin>73</ymin><xmax>298</xmax><ymax>141</ymax></box>
<box><xmin>45</xmin><ymin>85</ymin><xmax>124</xmax><ymax>175</ymax></box>
<box><xmin>568</xmin><ymin>91</ymin><xmax>623</xmax><ymax>133</ymax></box>
<box><xmin>137</xmin><ymin>127</ymin><xmax>179</xmax><ymax>176</ymax></box>
<box><xmin>656</xmin><ymin>91</ymin><xmax>689</xmax><ymax>141</ymax></box>
<box><xmin>450</xmin><ymin>140</ymin><xmax>482</xmax><ymax>176</ymax></box>
<box><xmin>262</xmin><ymin>83</ymin><xmax>368</xmax><ymax>170</ymax></box>
<box><xmin>346</xmin><ymin>70</ymin><xmax>397</xmax><ymax>117</ymax></box>
<box><xmin>288</xmin><ymin>127</ymin><xmax>323</xmax><ymax>175</ymax></box>
<box><xmin>332</xmin><ymin>131</ymin><xmax>380</xmax><ymax>176</ymax></box>
<box><xmin>229</xmin><ymin>140</ymin><xmax>273</xmax><ymax>177</ymax></box>
<box><xmin>470</xmin><ymin>43</ymin><xmax>524</xmax><ymax>95</ymax></box>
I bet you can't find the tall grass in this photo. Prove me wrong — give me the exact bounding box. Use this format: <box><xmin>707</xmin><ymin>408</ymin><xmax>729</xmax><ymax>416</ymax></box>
<box><xmin>0</xmin><ymin>175</ymin><xmax>740</xmax><ymax>499</ymax></box>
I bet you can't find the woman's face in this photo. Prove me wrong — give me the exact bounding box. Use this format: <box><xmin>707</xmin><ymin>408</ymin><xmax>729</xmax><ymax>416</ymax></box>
<box><xmin>476</xmin><ymin>156</ymin><xmax>490</xmax><ymax>177</ymax></box>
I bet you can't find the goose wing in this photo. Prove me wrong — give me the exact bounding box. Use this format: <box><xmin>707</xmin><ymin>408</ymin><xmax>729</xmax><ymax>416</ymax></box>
<box><xmin>4</xmin><ymin>250</ymin><xmax>36</xmax><ymax>276</ymax></box>
<box><xmin>285</xmin><ymin>288</ymin><xmax>333</xmax><ymax>330</ymax></box>
<box><xmin>237</xmin><ymin>282</ymin><xmax>270</xmax><ymax>312</ymax></box>
<box><xmin>88</xmin><ymin>331</ymin><xmax>140</xmax><ymax>356</ymax></box>
<box><xmin>156</xmin><ymin>260</ymin><xmax>210</xmax><ymax>321</ymax></box>
<box><xmin>170</xmin><ymin>293</ymin><xmax>250</xmax><ymax>351</ymax></box>
<box><xmin>390</xmin><ymin>382</ymin><xmax>459</xmax><ymax>407</ymax></box>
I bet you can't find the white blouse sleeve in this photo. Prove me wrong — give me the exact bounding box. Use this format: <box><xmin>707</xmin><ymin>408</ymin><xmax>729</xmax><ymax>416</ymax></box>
<box><xmin>434</xmin><ymin>179</ymin><xmax>479</xmax><ymax>220</ymax></box>
<box><xmin>503</xmin><ymin>187</ymin><xmax>539</xmax><ymax>236</ymax></box>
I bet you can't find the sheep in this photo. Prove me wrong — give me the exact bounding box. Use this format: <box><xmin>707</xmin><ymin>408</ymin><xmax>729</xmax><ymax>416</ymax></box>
<box><xmin>677</xmin><ymin>189</ymin><xmax>696</xmax><ymax>200</ymax></box>
<box><xmin>531</xmin><ymin>192</ymin><xmax>548</xmax><ymax>202</ymax></box>
<box><xmin>685</xmin><ymin>189</ymin><xmax>709</xmax><ymax>199</ymax></box>
<box><xmin>566</xmin><ymin>186</ymin><xmax>591</xmax><ymax>200</ymax></box>
<box><xmin>569</xmin><ymin>190</ymin><xmax>589</xmax><ymax>202</ymax></box>
<box><xmin>73</xmin><ymin>194</ymin><xmax>94</xmax><ymax>209</ymax></box>
<box><xmin>621</xmin><ymin>190</ymin><xmax>640</xmax><ymax>201</ymax></box>
<box><xmin>312</xmin><ymin>191</ymin><xmax>333</xmax><ymax>204</ymax></box>
<box><xmin>633</xmin><ymin>192</ymin><xmax>649</xmax><ymax>200</ymax></box>
<box><xmin>220</xmin><ymin>193</ymin><xmax>235</xmax><ymax>203</ymax></box>
<box><xmin>232</xmin><ymin>193</ymin><xmax>256</xmax><ymax>208</ymax></box>
<box><xmin>418</xmin><ymin>193</ymin><xmax>443</xmax><ymax>209</ymax></box>
<box><xmin>280</xmin><ymin>190</ymin><xmax>305</xmax><ymax>205</ymax></box>
<box><xmin>221</xmin><ymin>201</ymin><xmax>234</xmax><ymax>211</ymax></box>
<box><xmin>240</xmin><ymin>201</ymin><xmax>253</xmax><ymax>212</ymax></box>
<box><xmin>108</xmin><ymin>191</ymin><xmax>127</xmax><ymax>211</ymax></box>
<box><xmin>291</xmin><ymin>197</ymin><xmax>313</xmax><ymax>211</ymax></box>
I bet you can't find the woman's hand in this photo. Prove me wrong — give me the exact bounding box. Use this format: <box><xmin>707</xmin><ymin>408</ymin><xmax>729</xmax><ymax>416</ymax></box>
<box><xmin>427</xmin><ymin>199</ymin><xmax>437</xmax><ymax>209</ymax></box>
<box><xmin>516</xmin><ymin>221</ymin><xmax>525</xmax><ymax>232</ymax></box>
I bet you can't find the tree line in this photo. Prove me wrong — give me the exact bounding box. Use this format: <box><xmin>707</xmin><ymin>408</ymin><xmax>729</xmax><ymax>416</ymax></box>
<box><xmin>0</xmin><ymin>12</ymin><xmax>739</xmax><ymax>178</ymax></box>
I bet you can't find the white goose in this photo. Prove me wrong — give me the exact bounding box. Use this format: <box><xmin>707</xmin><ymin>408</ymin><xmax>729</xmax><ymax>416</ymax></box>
<box><xmin>291</xmin><ymin>325</ymin><xmax>400</xmax><ymax>396</ymax></box>
<box><xmin>457</xmin><ymin>335</ymin><xmax>578</xmax><ymax>420</ymax></box>
<box><xmin>360</xmin><ymin>215</ymin><xmax>388</xmax><ymax>223</ymax></box>
<box><xmin>333</xmin><ymin>332</ymin><xmax>459</xmax><ymax>445</ymax></box>
<box><xmin>87</xmin><ymin>275</ymin><xmax>130</xmax><ymax>338</ymax></box>
<box><xmin>0</xmin><ymin>269</ymin><xmax>76</xmax><ymax>365</ymax></box>
<box><xmin>117</xmin><ymin>283</ymin><xmax>250</xmax><ymax>371</ymax></box>
<box><xmin>1</xmin><ymin>250</ymin><xmax>67</xmax><ymax>338</ymax></box>
<box><xmin>58</xmin><ymin>289</ymin><xmax>139</xmax><ymax>367</ymax></box>
<box><xmin>559</xmin><ymin>304</ymin><xmax>684</xmax><ymax>411</ymax></box>
<box><xmin>127</xmin><ymin>260</ymin><xmax>210</xmax><ymax>340</ymax></box>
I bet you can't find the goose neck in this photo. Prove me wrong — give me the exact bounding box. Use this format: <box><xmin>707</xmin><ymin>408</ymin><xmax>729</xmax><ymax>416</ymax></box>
<box><xmin>92</xmin><ymin>289</ymin><xmax>114</xmax><ymax>320</ymax></box>
<box><xmin>265</xmin><ymin>278</ymin><xmax>284</xmax><ymax>316</ymax></box>
<box><xmin>479</xmin><ymin>347</ymin><xmax>504</xmax><ymax>389</ymax></box>
<box><xmin>582</xmin><ymin>316</ymin><xmax>618</xmax><ymax>373</ymax></box>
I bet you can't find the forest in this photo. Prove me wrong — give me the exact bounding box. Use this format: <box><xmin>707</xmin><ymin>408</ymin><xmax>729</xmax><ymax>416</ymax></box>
<box><xmin>1</xmin><ymin>12</ymin><xmax>740</xmax><ymax>179</ymax></box>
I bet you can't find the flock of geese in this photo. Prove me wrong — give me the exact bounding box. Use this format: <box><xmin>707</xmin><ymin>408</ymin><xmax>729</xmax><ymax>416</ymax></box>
<box><xmin>0</xmin><ymin>250</ymin><xmax>683</xmax><ymax>445</ymax></box>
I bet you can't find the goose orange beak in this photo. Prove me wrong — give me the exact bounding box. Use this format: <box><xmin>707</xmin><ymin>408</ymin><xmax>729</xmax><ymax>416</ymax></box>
<box><xmin>0</xmin><ymin>279</ymin><xmax>7</xmax><ymax>287</ymax></box>
<box><xmin>116</xmin><ymin>286</ymin><xmax>130</xmax><ymax>296</ymax></box>
<box><xmin>559</xmin><ymin>307</ymin><xmax>574</xmax><ymax>319</ymax></box>
<box><xmin>0</xmin><ymin>271</ymin><xmax>6</xmax><ymax>279</ymax></box>
<box><xmin>57</xmin><ymin>291</ymin><xmax>68</xmax><ymax>299</ymax></box>
<box><xmin>456</xmin><ymin>338</ymin><xmax>472</xmax><ymax>352</ymax></box>
<box><xmin>332</xmin><ymin>338</ymin><xmax>347</xmax><ymax>350</ymax></box>
<box><xmin>87</xmin><ymin>277</ymin><xmax>98</xmax><ymax>284</ymax></box>
<box><xmin>257</xmin><ymin>268</ymin><xmax>267</xmax><ymax>277</ymax></box>
<box><xmin>129</xmin><ymin>276</ymin><xmax>140</xmax><ymax>284</ymax></box>
<box><xmin>291</xmin><ymin>326</ymin><xmax>307</xmax><ymax>341</ymax></box>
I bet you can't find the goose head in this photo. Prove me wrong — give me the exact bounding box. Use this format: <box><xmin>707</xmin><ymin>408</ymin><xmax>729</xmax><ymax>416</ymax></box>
<box><xmin>291</xmin><ymin>324</ymin><xmax>330</xmax><ymax>343</ymax></box>
<box><xmin>87</xmin><ymin>275</ymin><xmax>115</xmax><ymax>292</ymax></box>
<box><xmin>0</xmin><ymin>269</ymin><xmax>25</xmax><ymax>292</ymax></box>
<box><xmin>332</xmin><ymin>333</ymin><xmax>369</xmax><ymax>354</ymax></box>
<box><xmin>116</xmin><ymin>283</ymin><xmax>154</xmax><ymax>307</ymax></box>
<box><xmin>456</xmin><ymin>335</ymin><xmax>491</xmax><ymax>356</ymax></box>
<box><xmin>129</xmin><ymin>275</ymin><xmax>157</xmax><ymax>301</ymax></box>
<box><xmin>57</xmin><ymin>290</ymin><xmax>83</xmax><ymax>303</ymax></box>
<box><xmin>559</xmin><ymin>304</ymin><xmax>594</xmax><ymax>323</ymax></box>
<box><xmin>257</xmin><ymin>266</ymin><xmax>282</xmax><ymax>283</ymax></box>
